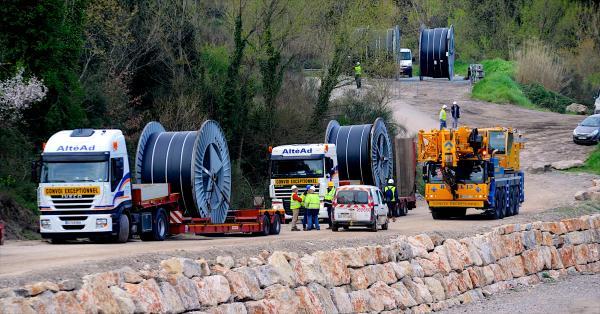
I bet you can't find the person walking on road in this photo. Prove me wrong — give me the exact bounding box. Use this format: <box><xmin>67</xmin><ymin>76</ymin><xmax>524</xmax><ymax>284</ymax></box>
<box><xmin>324</xmin><ymin>181</ymin><xmax>336</xmax><ymax>229</ymax></box>
<box><xmin>439</xmin><ymin>104</ymin><xmax>448</xmax><ymax>130</ymax></box>
<box><xmin>289</xmin><ymin>185</ymin><xmax>303</xmax><ymax>231</ymax></box>
<box><xmin>304</xmin><ymin>186</ymin><xmax>321</xmax><ymax>231</ymax></box>
<box><xmin>354</xmin><ymin>62</ymin><xmax>362</xmax><ymax>89</ymax></box>
<box><xmin>384</xmin><ymin>179</ymin><xmax>399</xmax><ymax>221</ymax></box>
<box><xmin>451</xmin><ymin>101</ymin><xmax>460</xmax><ymax>129</ymax></box>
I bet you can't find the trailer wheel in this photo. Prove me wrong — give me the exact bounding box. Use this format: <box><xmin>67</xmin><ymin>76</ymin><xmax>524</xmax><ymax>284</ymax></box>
<box><xmin>254</xmin><ymin>215</ymin><xmax>270</xmax><ymax>236</ymax></box>
<box><xmin>115</xmin><ymin>214</ymin><xmax>130</xmax><ymax>243</ymax></box>
<box><xmin>141</xmin><ymin>209</ymin><xmax>167</xmax><ymax>241</ymax></box>
<box><xmin>269</xmin><ymin>214</ymin><xmax>281</xmax><ymax>235</ymax></box>
<box><xmin>399</xmin><ymin>203</ymin><xmax>408</xmax><ymax>216</ymax></box>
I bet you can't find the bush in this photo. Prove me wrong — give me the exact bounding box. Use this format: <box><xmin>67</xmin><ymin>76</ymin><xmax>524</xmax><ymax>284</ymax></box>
<box><xmin>513</xmin><ymin>38</ymin><xmax>569</xmax><ymax>93</ymax></box>
<box><xmin>330</xmin><ymin>83</ymin><xmax>402</xmax><ymax>137</ymax></box>
<box><xmin>521</xmin><ymin>83</ymin><xmax>575</xmax><ymax>113</ymax></box>
<box><xmin>576</xmin><ymin>145</ymin><xmax>600</xmax><ymax>175</ymax></box>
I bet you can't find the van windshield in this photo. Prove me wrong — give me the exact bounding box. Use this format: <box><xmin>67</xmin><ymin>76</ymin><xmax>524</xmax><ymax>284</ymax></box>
<box><xmin>41</xmin><ymin>161</ymin><xmax>109</xmax><ymax>183</ymax></box>
<box><xmin>336</xmin><ymin>190</ymin><xmax>369</xmax><ymax>205</ymax></box>
<box><xmin>400</xmin><ymin>51</ymin><xmax>411</xmax><ymax>60</ymax></box>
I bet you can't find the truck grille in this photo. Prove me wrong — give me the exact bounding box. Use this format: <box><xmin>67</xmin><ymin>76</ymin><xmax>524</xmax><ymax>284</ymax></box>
<box><xmin>50</xmin><ymin>196</ymin><xmax>94</xmax><ymax>209</ymax></box>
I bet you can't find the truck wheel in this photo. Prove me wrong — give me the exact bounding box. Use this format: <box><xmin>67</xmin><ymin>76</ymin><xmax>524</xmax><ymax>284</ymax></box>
<box><xmin>141</xmin><ymin>210</ymin><xmax>167</xmax><ymax>241</ymax></box>
<box><xmin>491</xmin><ymin>188</ymin><xmax>504</xmax><ymax>220</ymax></box>
<box><xmin>453</xmin><ymin>208</ymin><xmax>467</xmax><ymax>218</ymax></box>
<box><xmin>115</xmin><ymin>214</ymin><xmax>130</xmax><ymax>243</ymax></box>
<box><xmin>431</xmin><ymin>208</ymin><xmax>448</xmax><ymax>220</ymax></box>
<box><xmin>269</xmin><ymin>214</ymin><xmax>281</xmax><ymax>235</ymax></box>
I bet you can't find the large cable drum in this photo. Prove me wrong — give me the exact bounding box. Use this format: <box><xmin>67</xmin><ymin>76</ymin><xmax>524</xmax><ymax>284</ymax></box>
<box><xmin>135</xmin><ymin>120</ymin><xmax>231</xmax><ymax>223</ymax></box>
<box><xmin>419</xmin><ymin>25</ymin><xmax>455</xmax><ymax>80</ymax></box>
<box><xmin>325</xmin><ymin>118</ymin><xmax>393</xmax><ymax>190</ymax></box>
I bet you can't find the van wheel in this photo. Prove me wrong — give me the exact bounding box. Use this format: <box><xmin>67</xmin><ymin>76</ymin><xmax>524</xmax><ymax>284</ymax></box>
<box><xmin>332</xmin><ymin>224</ymin><xmax>339</xmax><ymax>232</ymax></box>
<box><xmin>269</xmin><ymin>214</ymin><xmax>281</xmax><ymax>235</ymax></box>
<box><xmin>381</xmin><ymin>220</ymin><xmax>389</xmax><ymax>230</ymax></box>
<box><xmin>50</xmin><ymin>238</ymin><xmax>67</xmax><ymax>244</ymax></box>
<box><xmin>115</xmin><ymin>214</ymin><xmax>130</xmax><ymax>243</ymax></box>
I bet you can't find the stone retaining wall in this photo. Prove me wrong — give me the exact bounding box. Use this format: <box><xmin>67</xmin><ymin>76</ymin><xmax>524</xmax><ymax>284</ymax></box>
<box><xmin>1</xmin><ymin>214</ymin><xmax>600</xmax><ymax>314</ymax></box>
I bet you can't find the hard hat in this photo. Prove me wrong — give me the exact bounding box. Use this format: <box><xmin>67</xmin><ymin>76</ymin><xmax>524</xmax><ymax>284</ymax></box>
<box><xmin>328</xmin><ymin>181</ymin><xmax>334</xmax><ymax>187</ymax></box>
<box><xmin>442</xmin><ymin>105</ymin><xmax>448</xmax><ymax>109</ymax></box>
<box><xmin>305</xmin><ymin>185</ymin><xmax>312</xmax><ymax>190</ymax></box>
<box><xmin>291</xmin><ymin>185</ymin><xmax>298</xmax><ymax>190</ymax></box>
<box><xmin>309</xmin><ymin>185</ymin><xmax>316</xmax><ymax>191</ymax></box>
<box><xmin>453</xmin><ymin>101</ymin><xmax>457</xmax><ymax>105</ymax></box>
<box><xmin>388</xmin><ymin>179</ymin><xmax>394</xmax><ymax>184</ymax></box>
<box><xmin>356</xmin><ymin>62</ymin><xmax>360</xmax><ymax>65</ymax></box>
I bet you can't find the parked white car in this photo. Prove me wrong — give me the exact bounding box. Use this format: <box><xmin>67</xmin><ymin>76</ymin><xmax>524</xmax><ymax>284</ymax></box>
<box><xmin>331</xmin><ymin>185</ymin><xmax>389</xmax><ymax>232</ymax></box>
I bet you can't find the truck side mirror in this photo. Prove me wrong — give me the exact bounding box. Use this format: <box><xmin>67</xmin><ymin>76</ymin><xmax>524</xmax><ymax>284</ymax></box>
<box><xmin>31</xmin><ymin>161</ymin><xmax>40</xmax><ymax>184</ymax></box>
<box><xmin>422</xmin><ymin>164</ymin><xmax>428</xmax><ymax>181</ymax></box>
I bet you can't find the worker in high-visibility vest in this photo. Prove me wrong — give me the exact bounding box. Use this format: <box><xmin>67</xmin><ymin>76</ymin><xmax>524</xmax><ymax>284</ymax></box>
<box><xmin>439</xmin><ymin>104</ymin><xmax>448</xmax><ymax>130</ymax></box>
<box><xmin>354</xmin><ymin>62</ymin><xmax>362</xmax><ymax>89</ymax></box>
<box><xmin>384</xmin><ymin>179</ymin><xmax>399</xmax><ymax>220</ymax></box>
<box><xmin>289</xmin><ymin>185</ymin><xmax>303</xmax><ymax>231</ymax></box>
<box><xmin>304</xmin><ymin>185</ymin><xmax>321</xmax><ymax>231</ymax></box>
<box><xmin>301</xmin><ymin>185</ymin><xmax>310</xmax><ymax>230</ymax></box>
<box><xmin>324</xmin><ymin>181</ymin><xmax>336</xmax><ymax>229</ymax></box>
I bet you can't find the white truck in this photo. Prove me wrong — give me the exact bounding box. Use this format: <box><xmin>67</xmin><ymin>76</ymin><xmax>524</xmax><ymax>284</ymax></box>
<box><xmin>35</xmin><ymin>126</ymin><xmax>284</xmax><ymax>243</ymax></box>
<box><xmin>399</xmin><ymin>48</ymin><xmax>414</xmax><ymax>78</ymax></box>
<box><xmin>268</xmin><ymin>144</ymin><xmax>339</xmax><ymax>221</ymax></box>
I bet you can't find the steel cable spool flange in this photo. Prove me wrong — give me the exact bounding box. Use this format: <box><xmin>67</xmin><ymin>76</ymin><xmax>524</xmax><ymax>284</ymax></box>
<box><xmin>370</xmin><ymin>118</ymin><xmax>393</xmax><ymax>189</ymax></box>
<box><xmin>135</xmin><ymin>121</ymin><xmax>166</xmax><ymax>184</ymax></box>
<box><xmin>192</xmin><ymin>120</ymin><xmax>231</xmax><ymax>224</ymax></box>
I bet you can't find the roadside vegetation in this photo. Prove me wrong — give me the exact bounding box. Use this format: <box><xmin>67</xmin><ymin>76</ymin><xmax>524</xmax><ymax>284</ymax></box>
<box><xmin>577</xmin><ymin>145</ymin><xmax>600</xmax><ymax>175</ymax></box>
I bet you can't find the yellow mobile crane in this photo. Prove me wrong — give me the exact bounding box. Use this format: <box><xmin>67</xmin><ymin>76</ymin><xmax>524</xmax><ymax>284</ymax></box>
<box><xmin>417</xmin><ymin>127</ymin><xmax>525</xmax><ymax>219</ymax></box>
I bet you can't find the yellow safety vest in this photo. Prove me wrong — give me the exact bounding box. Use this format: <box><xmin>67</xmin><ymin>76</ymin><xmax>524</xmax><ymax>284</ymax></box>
<box><xmin>324</xmin><ymin>187</ymin><xmax>336</xmax><ymax>201</ymax></box>
<box><xmin>384</xmin><ymin>185</ymin><xmax>396</xmax><ymax>202</ymax></box>
<box><xmin>304</xmin><ymin>193</ymin><xmax>321</xmax><ymax>209</ymax></box>
<box><xmin>354</xmin><ymin>65</ymin><xmax>362</xmax><ymax>76</ymax></box>
<box><xmin>290</xmin><ymin>193</ymin><xmax>301</xmax><ymax>209</ymax></box>
<box><xmin>439</xmin><ymin>109</ymin><xmax>447</xmax><ymax>121</ymax></box>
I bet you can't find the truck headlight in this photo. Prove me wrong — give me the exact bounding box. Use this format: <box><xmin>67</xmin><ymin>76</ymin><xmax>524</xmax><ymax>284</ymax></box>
<box><xmin>40</xmin><ymin>219</ymin><xmax>51</xmax><ymax>229</ymax></box>
<box><xmin>96</xmin><ymin>218</ymin><xmax>108</xmax><ymax>228</ymax></box>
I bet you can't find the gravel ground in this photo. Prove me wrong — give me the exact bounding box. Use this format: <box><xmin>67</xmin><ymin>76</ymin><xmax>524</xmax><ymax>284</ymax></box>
<box><xmin>441</xmin><ymin>274</ymin><xmax>600</xmax><ymax>314</ymax></box>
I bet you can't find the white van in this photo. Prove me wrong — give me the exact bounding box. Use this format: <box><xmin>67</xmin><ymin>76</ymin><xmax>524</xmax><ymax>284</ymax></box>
<box><xmin>331</xmin><ymin>185</ymin><xmax>389</xmax><ymax>232</ymax></box>
<box><xmin>399</xmin><ymin>48</ymin><xmax>413</xmax><ymax>78</ymax></box>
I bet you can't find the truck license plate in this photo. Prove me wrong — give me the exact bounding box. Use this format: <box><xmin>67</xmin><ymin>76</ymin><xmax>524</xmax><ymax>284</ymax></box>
<box><xmin>64</xmin><ymin>220</ymin><xmax>85</xmax><ymax>225</ymax></box>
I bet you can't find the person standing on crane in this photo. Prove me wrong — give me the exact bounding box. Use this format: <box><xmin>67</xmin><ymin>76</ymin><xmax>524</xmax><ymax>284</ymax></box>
<box><xmin>451</xmin><ymin>101</ymin><xmax>460</xmax><ymax>129</ymax></box>
<box><xmin>354</xmin><ymin>62</ymin><xmax>362</xmax><ymax>89</ymax></box>
<box><xmin>304</xmin><ymin>185</ymin><xmax>321</xmax><ymax>231</ymax></box>
<box><xmin>324</xmin><ymin>181</ymin><xmax>336</xmax><ymax>229</ymax></box>
<box><xmin>289</xmin><ymin>185</ymin><xmax>303</xmax><ymax>231</ymax></box>
<box><xmin>439</xmin><ymin>104</ymin><xmax>448</xmax><ymax>130</ymax></box>
<box><xmin>384</xmin><ymin>179</ymin><xmax>399</xmax><ymax>220</ymax></box>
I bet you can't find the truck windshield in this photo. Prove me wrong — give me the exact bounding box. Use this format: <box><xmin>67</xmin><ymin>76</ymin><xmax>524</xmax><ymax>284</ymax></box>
<box><xmin>488</xmin><ymin>131</ymin><xmax>506</xmax><ymax>154</ymax></box>
<box><xmin>336</xmin><ymin>190</ymin><xmax>369</xmax><ymax>205</ymax></box>
<box><xmin>271</xmin><ymin>159</ymin><xmax>324</xmax><ymax>178</ymax></box>
<box><xmin>400</xmin><ymin>51</ymin><xmax>411</xmax><ymax>60</ymax></box>
<box><xmin>41</xmin><ymin>161</ymin><xmax>109</xmax><ymax>183</ymax></box>
<box><xmin>428</xmin><ymin>161</ymin><xmax>485</xmax><ymax>184</ymax></box>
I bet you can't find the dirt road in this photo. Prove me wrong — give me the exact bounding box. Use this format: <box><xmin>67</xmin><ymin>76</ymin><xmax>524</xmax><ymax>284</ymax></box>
<box><xmin>1</xmin><ymin>78</ymin><xmax>598</xmax><ymax>287</ymax></box>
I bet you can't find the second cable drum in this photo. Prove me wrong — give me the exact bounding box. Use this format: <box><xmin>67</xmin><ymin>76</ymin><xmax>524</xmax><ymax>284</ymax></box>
<box><xmin>325</xmin><ymin>118</ymin><xmax>393</xmax><ymax>190</ymax></box>
<box><xmin>134</xmin><ymin>120</ymin><xmax>232</xmax><ymax>223</ymax></box>
<box><xmin>419</xmin><ymin>25</ymin><xmax>455</xmax><ymax>80</ymax></box>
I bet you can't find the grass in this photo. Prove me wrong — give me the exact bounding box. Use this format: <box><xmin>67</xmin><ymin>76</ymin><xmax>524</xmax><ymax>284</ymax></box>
<box><xmin>577</xmin><ymin>144</ymin><xmax>600</xmax><ymax>174</ymax></box>
<box><xmin>471</xmin><ymin>58</ymin><xmax>540</xmax><ymax>109</ymax></box>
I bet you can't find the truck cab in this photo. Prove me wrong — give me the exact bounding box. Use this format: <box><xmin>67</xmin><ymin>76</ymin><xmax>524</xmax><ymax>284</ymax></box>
<box><xmin>268</xmin><ymin>144</ymin><xmax>338</xmax><ymax>220</ymax></box>
<box><xmin>399</xmin><ymin>48</ymin><xmax>413</xmax><ymax>77</ymax></box>
<box><xmin>37</xmin><ymin>129</ymin><xmax>131</xmax><ymax>242</ymax></box>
